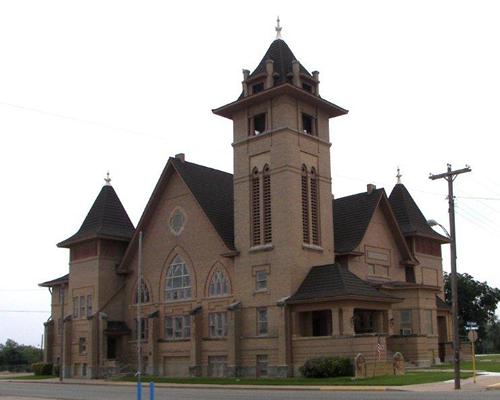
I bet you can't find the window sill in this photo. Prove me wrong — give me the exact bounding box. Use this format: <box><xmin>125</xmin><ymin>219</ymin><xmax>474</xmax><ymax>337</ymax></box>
<box><xmin>302</xmin><ymin>243</ymin><xmax>323</xmax><ymax>252</ymax></box>
<box><xmin>202</xmin><ymin>337</ymin><xmax>228</xmax><ymax>341</ymax></box>
<box><xmin>249</xmin><ymin>244</ymin><xmax>274</xmax><ymax>253</ymax></box>
<box><xmin>159</xmin><ymin>338</ymin><xmax>190</xmax><ymax>343</ymax></box>
<box><xmin>253</xmin><ymin>289</ymin><xmax>269</xmax><ymax>295</ymax></box>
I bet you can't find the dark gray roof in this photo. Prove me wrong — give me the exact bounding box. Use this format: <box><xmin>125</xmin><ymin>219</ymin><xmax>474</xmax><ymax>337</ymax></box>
<box><xmin>333</xmin><ymin>189</ymin><xmax>385</xmax><ymax>254</ymax></box>
<box><xmin>171</xmin><ymin>158</ymin><xmax>234</xmax><ymax>249</ymax></box>
<box><xmin>58</xmin><ymin>185</ymin><xmax>135</xmax><ymax>248</ymax></box>
<box><xmin>249</xmin><ymin>39</ymin><xmax>312</xmax><ymax>84</ymax></box>
<box><xmin>389</xmin><ymin>184</ymin><xmax>449</xmax><ymax>242</ymax></box>
<box><xmin>289</xmin><ymin>264</ymin><xmax>399</xmax><ymax>303</ymax></box>
<box><xmin>39</xmin><ymin>274</ymin><xmax>69</xmax><ymax>287</ymax></box>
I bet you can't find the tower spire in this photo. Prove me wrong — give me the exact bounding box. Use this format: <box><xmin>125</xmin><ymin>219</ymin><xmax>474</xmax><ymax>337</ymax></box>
<box><xmin>275</xmin><ymin>16</ymin><xmax>282</xmax><ymax>40</ymax></box>
<box><xmin>396</xmin><ymin>167</ymin><xmax>402</xmax><ymax>184</ymax></box>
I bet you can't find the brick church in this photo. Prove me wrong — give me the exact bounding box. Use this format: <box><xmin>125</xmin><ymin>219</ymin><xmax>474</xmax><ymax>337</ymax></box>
<box><xmin>40</xmin><ymin>27</ymin><xmax>452</xmax><ymax>378</ymax></box>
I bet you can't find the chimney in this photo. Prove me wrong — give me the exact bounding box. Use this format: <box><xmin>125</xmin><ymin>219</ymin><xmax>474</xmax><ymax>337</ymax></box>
<box><xmin>367</xmin><ymin>183</ymin><xmax>376</xmax><ymax>194</ymax></box>
<box><xmin>175</xmin><ymin>153</ymin><xmax>185</xmax><ymax>162</ymax></box>
<box><xmin>242</xmin><ymin>69</ymin><xmax>250</xmax><ymax>97</ymax></box>
<box><xmin>265</xmin><ymin>59</ymin><xmax>274</xmax><ymax>89</ymax></box>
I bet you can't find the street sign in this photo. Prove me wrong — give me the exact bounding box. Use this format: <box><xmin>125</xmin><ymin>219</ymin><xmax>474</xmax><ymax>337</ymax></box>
<box><xmin>468</xmin><ymin>330</ymin><xmax>478</xmax><ymax>342</ymax></box>
<box><xmin>466</xmin><ymin>322</ymin><xmax>479</xmax><ymax>331</ymax></box>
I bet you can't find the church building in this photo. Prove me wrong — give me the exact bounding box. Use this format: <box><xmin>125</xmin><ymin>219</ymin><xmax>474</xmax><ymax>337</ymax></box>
<box><xmin>40</xmin><ymin>27</ymin><xmax>452</xmax><ymax>378</ymax></box>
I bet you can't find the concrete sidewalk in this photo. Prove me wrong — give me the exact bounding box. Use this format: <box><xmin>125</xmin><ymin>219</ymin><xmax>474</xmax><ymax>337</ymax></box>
<box><xmin>3</xmin><ymin>373</ymin><xmax>500</xmax><ymax>392</ymax></box>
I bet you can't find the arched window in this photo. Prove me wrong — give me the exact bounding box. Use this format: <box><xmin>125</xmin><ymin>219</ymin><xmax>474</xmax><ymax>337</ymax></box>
<box><xmin>301</xmin><ymin>164</ymin><xmax>310</xmax><ymax>243</ymax></box>
<box><xmin>134</xmin><ymin>278</ymin><xmax>150</xmax><ymax>304</ymax></box>
<box><xmin>251</xmin><ymin>167</ymin><xmax>261</xmax><ymax>246</ymax></box>
<box><xmin>208</xmin><ymin>269</ymin><xmax>230</xmax><ymax>297</ymax></box>
<box><xmin>310</xmin><ymin>167</ymin><xmax>320</xmax><ymax>245</ymax></box>
<box><xmin>262</xmin><ymin>164</ymin><xmax>272</xmax><ymax>244</ymax></box>
<box><xmin>165</xmin><ymin>255</ymin><xmax>192</xmax><ymax>301</ymax></box>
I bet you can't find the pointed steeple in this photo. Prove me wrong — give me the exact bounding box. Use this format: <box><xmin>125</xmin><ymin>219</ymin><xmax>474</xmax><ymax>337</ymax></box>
<box><xmin>389</xmin><ymin>183</ymin><xmax>449</xmax><ymax>242</ymax></box>
<box><xmin>248</xmin><ymin>38</ymin><xmax>312</xmax><ymax>86</ymax></box>
<box><xmin>58</xmin><ymin>184</ymin><xmax>135</xmax><ymax>248</ymax></box>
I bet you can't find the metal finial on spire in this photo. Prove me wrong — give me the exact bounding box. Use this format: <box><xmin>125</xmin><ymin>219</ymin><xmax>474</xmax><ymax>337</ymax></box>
<box><xmin>275</xmin><ymin>16</ymin><xmax>282</xmax><ymax>39</ymax></box>
<box><xmin>396</xmin><ymin>167</ymin><xmax>402</xmax><ymax>184</ymax></box>
<box><xmin>104</xmin><ymin>171</ymin><xmax>111</xmax><ymax>186</ymax></box>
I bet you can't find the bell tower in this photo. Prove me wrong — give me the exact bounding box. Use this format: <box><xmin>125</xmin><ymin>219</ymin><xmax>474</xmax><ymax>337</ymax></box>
<box><xmin>213</xmin><ymin>27</ymin><xmax>348</xmax><ymax>297</ymax></box>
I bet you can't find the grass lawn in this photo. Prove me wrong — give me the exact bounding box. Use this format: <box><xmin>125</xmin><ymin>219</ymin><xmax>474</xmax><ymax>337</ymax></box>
<box><xmin>434</xmin><ymin>354</ymin><xmax>500</xmax><ymax>372</ymax></box>
<box><xmin>0</xmin><ymin>375</ymin><xmax>56</xmax><ymax>380</ymax></box>
<box><xmin>116</xmin><ymin>371</ymin><xmax>472</xmax><ymax>386</ymax></box>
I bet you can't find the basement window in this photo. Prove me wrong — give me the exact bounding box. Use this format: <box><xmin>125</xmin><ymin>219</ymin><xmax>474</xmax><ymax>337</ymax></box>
<box><xmin>302</xmin><ymin>113</ymin><xmax>314</xmax><ymax>135</ymax></box>
<box><xmin>252</xmin><ymin>82</ymin><xmax>264</xmax><ymax>94</ymax></box>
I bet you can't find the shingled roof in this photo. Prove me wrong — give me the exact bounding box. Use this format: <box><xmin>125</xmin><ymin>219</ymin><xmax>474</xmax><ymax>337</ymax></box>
<box><xmin>333</xmin><ymin>188</ymin><xmax>385</xmax><ymax>254</ymax></box>
<box><xmin>389</xmin><ymin>183</ymin><xmax>449</xmax><ymax>242</ymax></box>
<box><xmin>171</xmin><ymin>158</ymin><xmax>234</xmax><ymax>250</ymax></box>
<box><xmin>249</xmin><ymin>39</ymin><xmax>312</xmax><ymax>84</ymax></box>
<box><xmin>39</xmin><ymin>274</ymin><xmax>69</xmax><ymax>287</ymax></box>
<box><xmin>289</xmin><ymin>264</ymin><xmax>400</xmax><ymax>304</ymax></box>
<box><xmin>58</xmin><ymin>185</ymin><xmax>135</xmax><ymax>248</ymax></box>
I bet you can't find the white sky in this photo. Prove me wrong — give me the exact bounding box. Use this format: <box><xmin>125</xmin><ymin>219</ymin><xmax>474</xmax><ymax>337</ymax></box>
<box><xmin>1</xmin><ymin>0</ymin><xmax>499</xmax><ymax>347</ymax></box>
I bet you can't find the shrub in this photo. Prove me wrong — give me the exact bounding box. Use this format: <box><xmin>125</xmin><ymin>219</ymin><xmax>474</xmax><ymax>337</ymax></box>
<box><xmin>53</xmin><ymin>364</ymin><xmax>60</xmax><ymax>377</ymax></box>
<box><xmin>32</xmin><ymin>362</ymin><xmax>53</xmax><ymax>376</ymax></box>
<box><xmin>299</xmin><ymin>356</ymin><xmax>354</xmax><ymax>378</ymax></box>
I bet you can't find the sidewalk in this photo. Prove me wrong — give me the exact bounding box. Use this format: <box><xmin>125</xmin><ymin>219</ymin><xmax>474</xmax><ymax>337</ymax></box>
<box><xmin>3</xmin><ymin>373</ymin><xmax>500</xmax><ymax>392</ymax></box>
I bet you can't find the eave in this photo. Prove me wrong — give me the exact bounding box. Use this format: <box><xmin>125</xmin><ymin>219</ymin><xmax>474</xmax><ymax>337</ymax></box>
<box><xmin>213</xmin><ymin>83</ymin><xmax>348</xmax><ymax>119</ymax></box>
<box><xmin>287</xmin><ymin>293</ymin><xmax>402</xmax><ymax>305</ymax></box>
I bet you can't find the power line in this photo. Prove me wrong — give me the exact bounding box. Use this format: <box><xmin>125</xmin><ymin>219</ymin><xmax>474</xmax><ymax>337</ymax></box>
<box><xmin>0</xmin><ymin>310</ymin><xmax>50</xmax><ymax>313</ymax></box>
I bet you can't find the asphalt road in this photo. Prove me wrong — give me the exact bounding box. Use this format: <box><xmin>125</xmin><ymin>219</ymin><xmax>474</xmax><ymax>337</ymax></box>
<box><xmin>1</xmin><ymin>382</ymin><xmax>499</xmax><ymax>400</ymax></box>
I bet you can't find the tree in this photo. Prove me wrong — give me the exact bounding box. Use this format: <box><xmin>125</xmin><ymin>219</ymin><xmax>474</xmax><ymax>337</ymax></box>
<box><xmin>0</xmin><ymin>339</ymin><xmax>42</xmax><ymax>372</ymax></box>
<box><xmin>444</xmin><ymin>272</ymin><xmax>500</xmax><ymax>341</ymax></box>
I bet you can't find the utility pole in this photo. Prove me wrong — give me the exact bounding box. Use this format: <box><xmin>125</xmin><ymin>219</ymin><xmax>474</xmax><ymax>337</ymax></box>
<box><xmin>429</xmin><ymin>163</ymin><xmax>471</xmax><ymax>390</ymax></box>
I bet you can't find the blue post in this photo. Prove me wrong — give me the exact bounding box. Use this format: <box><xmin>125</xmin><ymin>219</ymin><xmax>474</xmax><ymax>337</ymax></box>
<box><xmin>136</xmin><ymin>382</ymin><xmax>142</xmax><ymax>400</ymax></box>
<box><xmin>149</xmin><ymin>382</ymin><xmax>155</xmax><ymax>400</ymax></box>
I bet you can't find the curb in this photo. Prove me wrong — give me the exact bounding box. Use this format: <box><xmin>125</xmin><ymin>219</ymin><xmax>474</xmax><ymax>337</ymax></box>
<box><xmin>0</xmin><ymin>379</ymin><xmax>394</xmax><ymax>392</ymax></box>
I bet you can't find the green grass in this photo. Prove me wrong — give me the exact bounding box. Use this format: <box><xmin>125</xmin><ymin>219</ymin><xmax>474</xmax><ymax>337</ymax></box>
<box><xmin>115</xmin><ymin>371</ymin><xmax>472</xmax><ymax>386</ymax></box>
<box><xmin>0</xmin><ymin>374</ymin><xmax>56</xmax><ymax>380</ymax></box>
<box><xmin>434</xmin><ymin>354</ymin><xmax>500</xmax><ymax>372</ymax></box>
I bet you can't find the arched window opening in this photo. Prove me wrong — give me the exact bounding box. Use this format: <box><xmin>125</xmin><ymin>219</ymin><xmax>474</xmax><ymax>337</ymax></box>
<box><xmin>310</xmin><ymin>167</ymin><xmax>320</xmax><ymax>245</ymax></box>
<box><xmin>251</xmin><ymin>167</ymin><xmax>261</xmax><ymax>246</ymax></box>
<box><xmin>165</xmin><ymin>255</ymin><xmax>192</xmax><ymax>301</ymax></box>
<box><xmin>301</xmin><ymin>165</ymin><xmax>310</xmax><ymax>243</ymax></box>
<box><xmin>134</xmin><ymin>278</ymin><xmax>150</xmax><ymax>304</ymax></box>
<box><xmin>208</xmin><ymin>269</ymin><xmax>230</xmax><ymax>297</ymax></box>
<box><xmin>262</xmin><ymin>164</ymin><xmax>272</xmax><ymax>244</ymax></box>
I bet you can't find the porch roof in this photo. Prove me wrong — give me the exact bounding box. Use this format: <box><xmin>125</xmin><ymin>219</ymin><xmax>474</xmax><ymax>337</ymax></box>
<box><xmin>289</xmin><ymin>264</ymin><xmax>400</xmax><ymax>304</ymax></box>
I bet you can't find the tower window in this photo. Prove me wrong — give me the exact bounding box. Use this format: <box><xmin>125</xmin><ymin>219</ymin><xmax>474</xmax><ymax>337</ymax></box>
<box><xmin>252</xmin><ymin>82</ymin><xmax>264</xmax><ymax>94</ymax></box>
<box><xmin>301</xmin><ymin>165</ymin><xmax>310</xmax><ymax>243</ymax></box>
<box><xmin>310</xmin><ymin>168</ymin><xmax>320</xmax><ymax>245</ymax></box>
<box><xmin>262</xmin><ymin>164</ymin><xmax>272</xmax><ymax>244</ymax></box>
<box><xmin>302</xmin><ymin>113</ymin><xmax>315</xmax><ymax>135</ymax></box>
<box><xmin>302</xmin><ymin>83</ymin><xmax>312</xmax><ymax>93</ymax></box>
<box><xmin>251</xmin><ymin>168</ymin><xmax>261</xmax><ymax>246</ymax></box>
<box><xmin>251</xmin><ymin>113</ymin><xmax>266</xmax><ymax>135</ymax></box>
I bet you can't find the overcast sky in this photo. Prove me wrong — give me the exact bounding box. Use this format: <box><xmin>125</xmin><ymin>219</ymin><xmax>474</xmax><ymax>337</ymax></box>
<box><xmin>1</xmin><ymin>0</ymin><xmax>499</xmax><ymax>347</ymax></box>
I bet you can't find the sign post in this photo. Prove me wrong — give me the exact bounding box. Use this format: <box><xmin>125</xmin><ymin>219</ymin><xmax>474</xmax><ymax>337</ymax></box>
<box><xmin>466</xmin><ymin>322</ymin><xmax>478</xmax><ymax>384</ymax></box>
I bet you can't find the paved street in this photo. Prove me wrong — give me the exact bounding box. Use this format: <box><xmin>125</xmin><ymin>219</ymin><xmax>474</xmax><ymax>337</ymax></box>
<box><xmin>1</xmin><ymin>382</ymin><xmax>500</xmax><ymax>400</ymax></box>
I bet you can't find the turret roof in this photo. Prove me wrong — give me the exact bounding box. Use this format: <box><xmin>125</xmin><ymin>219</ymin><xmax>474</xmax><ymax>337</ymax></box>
<box><xmin>249</xmin><ymin>39</ymin><xmax>311</xmax><ymax>84</ymax></box>
<box><xmin>57</xmin><ymin>185</ymin><xmax>135</xmax><ymax>248</ymax></box>
<box><xmin>389</xmin><ymin>183</ymin><xmax>449</xmax><ymax>242</ymax></box>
